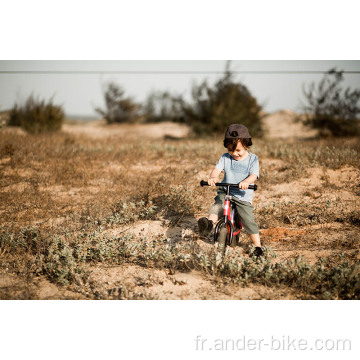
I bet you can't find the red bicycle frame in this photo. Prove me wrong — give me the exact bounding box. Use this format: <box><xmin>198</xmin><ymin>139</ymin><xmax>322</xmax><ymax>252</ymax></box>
<box><xmin>224</xmin><ymin>195</ymin><xmax>243</xmax><ymax>236</ymax></box>
<box><xmin>219</xmin><ymin>193</ymin><xmax>243</xmax><ymax>244</ymax></box>
<box><xmin>200</xmin><ymin>180</ymin><xmax>257</xmax><ymax>245</ymax></box>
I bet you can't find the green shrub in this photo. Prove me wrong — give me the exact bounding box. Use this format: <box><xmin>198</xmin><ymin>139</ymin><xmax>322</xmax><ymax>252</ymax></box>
<box><xmin>180</xmin><ymin>63</ymin><xmax>264</xmax><ymax>137</ymax></box>
<box><xmin>95</xmin><ymin>82</ymin><xmax>142</xmax><ymax>124</ymax></box>
<box><xmin>104</xmin><ymin>198</ymin><xmax>158</xmax><ymax>225</ymax></box>
<box><xmin>300</xmin><ymin>69</ymin><xmax>360</xmax><ymax>137</ymax></box>
<box><xmin>9</xmin><ymin>95</ymin><xmax>64</xmax><ymax>134</ymax></box>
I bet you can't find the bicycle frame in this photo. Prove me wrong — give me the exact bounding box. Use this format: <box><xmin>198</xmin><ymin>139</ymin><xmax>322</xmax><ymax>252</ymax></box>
<box><xmin>200</xmin><ymin>180</ymin><xmax>257</xmax><ymax>245</ymax></box>
<box><xmin>213</xmin><ymin>189</ymin><xmax>243</xmax><ymax>244</ymax></box>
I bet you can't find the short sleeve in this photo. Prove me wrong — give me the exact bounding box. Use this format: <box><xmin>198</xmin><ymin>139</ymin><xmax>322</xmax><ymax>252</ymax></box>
<box><xmin>215</xmin><ymin>154</ymin><xmax>226</xmax><ymax>171</ymax></box>
<box><xmin>249</xmin><ymin>155</ymin><xmax>259</xmax><ymax>179</ymax></box>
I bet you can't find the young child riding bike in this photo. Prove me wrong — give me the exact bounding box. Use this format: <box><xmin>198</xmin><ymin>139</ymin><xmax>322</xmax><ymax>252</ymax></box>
<box><xmin>198</xmin><ymin>124</ymin><xmax>263</xmax><ymax>257</ymax></box>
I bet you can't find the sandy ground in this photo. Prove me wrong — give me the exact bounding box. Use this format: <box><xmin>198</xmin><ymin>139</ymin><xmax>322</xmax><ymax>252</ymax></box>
<box><xmin>62</xmin><ymin>120</ymin><xmax>190</xmax><ymax>139</ymax></box>
<box><xmin>262</xmin><ymin>109</ymin><xmax>318</xmax><ymax>139</ymax></box>
<box><xmin>61</xmin><ymin>110</ymin><xmax>316</xmax><ymax>140</ymax></box>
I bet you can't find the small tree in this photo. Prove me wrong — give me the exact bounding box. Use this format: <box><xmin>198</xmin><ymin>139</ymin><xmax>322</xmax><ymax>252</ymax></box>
<box><xmin>300</xmin><ymin>68</ymin><xmax>360</xmax><ymax>137</ymax></box>
<box><xmin>8</xmin><ymin>95</ymin><xmax>64</xmax><ymax>134</ymax></box>
<box><xmin>95</xmin><ymin>82</ymin><xmax>142</xmax><ymax>124</ymax></box>
<box><xmin>143</xmin><ymin>91</ymin><xmax>184</xmax><ymax>123</ymax></box>
<box><xmin>180</xmin><ymin>62</ymin><xmax>264</xmax><ymax>136</ymax></box>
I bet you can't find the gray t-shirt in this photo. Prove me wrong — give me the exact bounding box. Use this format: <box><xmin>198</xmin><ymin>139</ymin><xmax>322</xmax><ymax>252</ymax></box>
<box><xmin>215</xmin><ymin>152</ymin><xmax>259</xmax><ymax>204</ymax></box>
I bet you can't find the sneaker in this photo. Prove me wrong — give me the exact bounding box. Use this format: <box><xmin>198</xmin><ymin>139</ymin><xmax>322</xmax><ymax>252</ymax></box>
<box><xmin>254</xmin><ymin>247</ymin><xmax>263</xmax><ymax>257</ymax></box>
<box><xmin>198</xmin><ymin>217</ymin><xmax>213</xmax><ymax>237</ymax></box>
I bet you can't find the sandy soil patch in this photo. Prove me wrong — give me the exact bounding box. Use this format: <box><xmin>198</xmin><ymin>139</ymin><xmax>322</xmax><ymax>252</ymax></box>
<box><xmin>0</xmin><ymin>271</ymin><xmax>85</xmax><ymax>300</ymax></box>
<box><xmin>263</xmin><ymin>109</ymin><xmax>318</xmax><ymax>139</ymax></box>
<box><xmin>261</xmin><ymin>227</ymin><xmax>306</xmax><ymax>242</ymax></box>
<box><xmin>256</xmin><ymin>165</ymin><xmax>360</xmax><ymax>205</ymax></box>
<box><xmin>86</xmin><ymin>263</ymin><xmax>295</xmax><ymax>300</ymax></box>
<box><xmin>62</xmin><ymin>121</ymin><xmax>190</xmax><ymax>139</ymax></box>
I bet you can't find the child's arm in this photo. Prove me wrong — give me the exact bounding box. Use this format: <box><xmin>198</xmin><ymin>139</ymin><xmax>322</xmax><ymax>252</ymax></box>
<box><xmin>239</xmin><ymin>173</ymin><xmax>258</xmax><ymax>190</ymax></box>
<box><xmin>208</xmin><ymin>168</ymin><xmax>221</xmax><ymax>186</ymax></box>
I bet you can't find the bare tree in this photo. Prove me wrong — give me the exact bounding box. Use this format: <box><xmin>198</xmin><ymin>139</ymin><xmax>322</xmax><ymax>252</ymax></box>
<box><xmin>95</xmin><ymin>82</ymin><xmax>142</xmax><ymax>124</ymax></box>
<box><xmin>143</xmin><ymin>91</ymin><xmax>184</xmax><ymax>123</ymax></box>
<box><xmin>300</xmin><ymin>68</ymin><xmax>360</xmax><ymax>137</ymax></box>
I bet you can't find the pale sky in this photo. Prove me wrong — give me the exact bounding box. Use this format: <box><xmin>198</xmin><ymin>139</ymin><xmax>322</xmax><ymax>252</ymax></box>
<box><xmin>1</xmin><ymin>60</ymin><xmax>359</xmax><ymax>117</ymax></box>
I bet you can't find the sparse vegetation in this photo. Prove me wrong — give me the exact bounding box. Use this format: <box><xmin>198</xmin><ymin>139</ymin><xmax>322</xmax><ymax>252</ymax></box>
<box><xmin>8</xmin><ymin>95</ymin><xmax>64</xmax><ymax>134</ymax></box>
<box><xmin>261</xmin><ymin>139</ymin><xmax>358</xmax><ymax>171</ymax></box>
<box><xmin>1</xmin><ymin>227</ymin><xmax>359</xmax><ymax>299</ymax></box>
<box><xmin>0</xmin><ymin>127</ymin><xmax>359</xmax><ymax>299</ymax></box>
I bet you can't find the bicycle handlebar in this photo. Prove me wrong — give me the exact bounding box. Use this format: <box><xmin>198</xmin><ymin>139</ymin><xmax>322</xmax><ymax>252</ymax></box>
<box><xmin>200</xmin><ymin>180</ymin><xmax>257</xmax><ymax>191</ymax></box>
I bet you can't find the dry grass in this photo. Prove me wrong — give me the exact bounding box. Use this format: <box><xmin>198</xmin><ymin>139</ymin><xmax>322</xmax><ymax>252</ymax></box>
<box><xmin>1</xmin><ymin>127</ymin><xmax>359</xmax><ymax>299</ymax></box>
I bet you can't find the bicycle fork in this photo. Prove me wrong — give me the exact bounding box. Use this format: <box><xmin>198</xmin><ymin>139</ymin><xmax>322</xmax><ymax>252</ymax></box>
<box><xmin>214</xmin><ymin>194</ymin><xmax>234</xmax><ymax>244</ymax></box>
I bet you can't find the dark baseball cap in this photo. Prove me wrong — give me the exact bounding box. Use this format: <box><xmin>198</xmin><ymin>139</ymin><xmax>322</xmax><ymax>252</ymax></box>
<box><xmin>224</xmin><ymin>124</ymin><xmax>251</xmax><ymax>139</ymax></box>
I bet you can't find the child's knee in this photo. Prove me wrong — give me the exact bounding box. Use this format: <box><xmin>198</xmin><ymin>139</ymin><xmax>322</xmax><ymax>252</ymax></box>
<box><xmin>245</xmin><ymin>223</ymin><xmax>259</xmax><ymax>234</ymax></box>
<box><xmin>209</xmin><ymin>203</ymin><xmax>223</xmax><ymax>218</ymax></box>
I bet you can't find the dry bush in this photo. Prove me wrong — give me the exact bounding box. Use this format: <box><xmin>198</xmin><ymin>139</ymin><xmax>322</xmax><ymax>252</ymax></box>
<box><xmin>143</xmin><ymin>91</ymin><xmax>184</xmax><ymax>123</ymax></box>
<box><xmin>8</xmin><ymin>95</ymin><xmax>64</xmax><ymax>134</ymax></box>
<box><xmin>300</xmin><ymin>69</ymin><xmax>360</xmax><ymax>137</ymax></box>
<box><xmin>95</xmin><ymin>82</ymin><xmax>143</xmax><ymax>124</ymax></box>
<box><xmin>181</xmin><ymin>68</ymin><xmax>264</xmax><ymax>137</ymax></box>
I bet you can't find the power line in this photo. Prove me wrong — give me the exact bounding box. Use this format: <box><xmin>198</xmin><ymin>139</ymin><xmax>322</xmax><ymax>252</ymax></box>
<box><xmin>0</xmin><ymin>70</ymin><xmax>360</xmax><ymax>75</ymax></box>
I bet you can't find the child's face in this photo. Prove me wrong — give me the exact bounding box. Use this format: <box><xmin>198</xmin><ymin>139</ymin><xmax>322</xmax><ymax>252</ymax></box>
<box><xmin>227</xmin><ymin>140</ymin><xmax>247</xmax><ymax>160</ymax></box>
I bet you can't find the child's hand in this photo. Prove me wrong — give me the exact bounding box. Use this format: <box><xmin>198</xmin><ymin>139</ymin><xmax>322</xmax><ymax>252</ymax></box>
<box><xmin>239</xmin><ymin>181</ymin><xmax>250</xmax><ymax>190</ymax></box>
<box><xmin>208</xmin><ymin>177</ymin><xmax>217</xmax><ymax>187</ymax></box>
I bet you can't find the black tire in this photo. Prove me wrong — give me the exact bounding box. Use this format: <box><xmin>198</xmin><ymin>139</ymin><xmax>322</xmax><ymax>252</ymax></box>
<box><xmin>217</xmin><ymin>227</ymin><xmax>228</xmax><ymax>257</ymax></box>
<box><xmin>230</xmin><ymin>234</ymin><xmax>239</xmax><ymax>248</ymax></box>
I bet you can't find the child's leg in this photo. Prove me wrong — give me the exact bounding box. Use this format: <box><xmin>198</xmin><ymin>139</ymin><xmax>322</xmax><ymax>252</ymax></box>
<box><xmin>250</xmin><ymin>233</ymin><xmax>261</xmax><ymax>247</ymax></box>
<box><xmin>198</xmin><ymin>192</ymin><xmax>224</xmax><ymax>236</ymax></box>
<box><xmin>208</xmin><ymin>192</ymin><xmax>225</xmax><ymax>224</ymax></box>
<box><xmin>235</xmin><ymin>201</ymin><xmax>262</xmax><ymax>248</ymax></box>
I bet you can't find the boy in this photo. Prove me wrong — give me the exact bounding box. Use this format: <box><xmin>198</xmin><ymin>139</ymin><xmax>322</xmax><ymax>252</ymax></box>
<box><xmin>198</xmin><ymin>124</ymin><xmax>263</xmax><ymax>256</ymax></box>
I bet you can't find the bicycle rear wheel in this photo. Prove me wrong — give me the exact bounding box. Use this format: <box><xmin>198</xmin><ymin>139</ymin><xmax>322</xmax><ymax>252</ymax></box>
<box><xmin>230</xmin><ymin>233</ymin><xmax>240</xmax><ymax>247</ymax></box>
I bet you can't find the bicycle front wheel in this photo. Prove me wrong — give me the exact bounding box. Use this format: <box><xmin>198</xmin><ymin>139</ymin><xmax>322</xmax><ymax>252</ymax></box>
<box><xmin>217</xmin><ymin>227</ymin><xmax>228</xmax><ymax>257</ymax></box>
